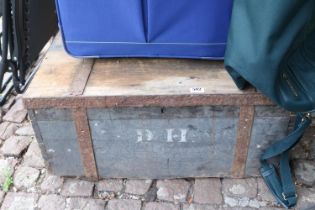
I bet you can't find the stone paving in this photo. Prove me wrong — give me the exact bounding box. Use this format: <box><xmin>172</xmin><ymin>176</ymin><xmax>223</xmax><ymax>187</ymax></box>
<box><xmin>0</xmin><ymin>94</ymin><xmax>314</xmax><ymax>210</ymax></box>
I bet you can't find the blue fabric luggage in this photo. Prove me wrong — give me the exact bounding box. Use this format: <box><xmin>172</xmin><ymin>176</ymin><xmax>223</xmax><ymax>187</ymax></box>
<box><xmin>55</xmin><ymin>0</ymin><xmax>233</xmax><ymax>59</ymax></box>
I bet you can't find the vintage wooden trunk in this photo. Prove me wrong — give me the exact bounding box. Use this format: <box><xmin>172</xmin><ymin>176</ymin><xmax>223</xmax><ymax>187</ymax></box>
<box><xmin>23</xmin><ymin>36</ymin><xmax>290</xmax><ymax>180</ymax></box>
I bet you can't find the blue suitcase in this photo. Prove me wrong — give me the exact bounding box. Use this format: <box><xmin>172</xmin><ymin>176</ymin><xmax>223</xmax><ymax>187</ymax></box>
<box><xmin>55</xmin><ymin>0</ymin><xmax>233</xmax><ymax>59</ymax></box>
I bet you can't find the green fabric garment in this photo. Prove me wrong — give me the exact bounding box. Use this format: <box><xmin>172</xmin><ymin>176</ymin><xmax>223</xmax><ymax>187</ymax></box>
<box><xmin>225</xmin><ymin>0</ymin><xmax>315</xmax><ymax>112</ymax></box>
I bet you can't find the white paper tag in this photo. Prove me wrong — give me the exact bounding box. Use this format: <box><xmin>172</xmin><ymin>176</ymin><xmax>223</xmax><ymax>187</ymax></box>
<box><xmin>190</xmin><ymin>87</ymin><xmax>205</xmax><ymax>94</ymax></box>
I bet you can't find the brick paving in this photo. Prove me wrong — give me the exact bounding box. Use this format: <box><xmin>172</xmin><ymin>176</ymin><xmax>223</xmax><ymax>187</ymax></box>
<box><xmin>0</xmin><ymin>95</ymin><xmax>314</xmax><ymax>210</ymax></box>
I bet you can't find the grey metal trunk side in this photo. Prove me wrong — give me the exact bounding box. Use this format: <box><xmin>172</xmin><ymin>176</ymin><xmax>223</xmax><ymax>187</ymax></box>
<box><xmin>28</xmin><ymin>105</ymin><xmax>290</xmax><ymax>179</ymax></box>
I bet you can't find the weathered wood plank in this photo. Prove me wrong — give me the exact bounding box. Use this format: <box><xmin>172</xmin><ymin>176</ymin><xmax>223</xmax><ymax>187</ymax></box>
<box><xmin>85</xmin><ymin>58</ymin><xmax>244</xmax><ymax>96</ymax></box>
<box><xmin>24</xmin><ymin>34</ymin><xmax>273</xmax><ymax>111</ymax></box>
<box><xmin>24</xmin><ymin>35</ymin><xmax>82</xmax><ymax>98</ymax></box>
<box><xmin>69</xmin><ymin>59</ymin><xmax>94</xmax><ymax>96</ymax></box>
<box><xmin>24</xmin><ymin>34</ymin><xmax>262</xmax><ymax>103</ymax></box>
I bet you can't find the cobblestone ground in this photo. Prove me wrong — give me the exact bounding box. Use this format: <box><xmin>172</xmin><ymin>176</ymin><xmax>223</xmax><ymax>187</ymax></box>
<box><xmin>0</xmin><ymin>94</ymin><xmax>315</xmax><ymax>210</ymax></box>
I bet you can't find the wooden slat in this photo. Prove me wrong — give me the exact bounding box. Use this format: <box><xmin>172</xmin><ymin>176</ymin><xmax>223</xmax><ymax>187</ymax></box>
<box><xmin>72</xmin><ymin>108</ymin><xmax>98</xmax><ymax>180</ymax></box>
<box><xmin>23</xmin><ymin>34</ymin><xmax>274</xmax><ymax>110</ymax></box>
<box><xmin>84</xmin><ymin>59</ymin><xmax>245</xmax><ymax>96</ymax></box>
<box><xmin>231</xmin><ymin>105</ymin><xmax>255</xmax><ymax>178</ymax></box>
<box><xmin>69</xmin><ymin>59</ymin><xmax>94</xmax><ymax>96</ymax></box>
<box><xmin>24</xmin><ymin>35</ymin><xmax>82</xmax><ymax>98</ymax></box>
<box><xmin>24</xmin><ymin>34</ymin><xmax>256</xmax><ymax>100</ymax></box>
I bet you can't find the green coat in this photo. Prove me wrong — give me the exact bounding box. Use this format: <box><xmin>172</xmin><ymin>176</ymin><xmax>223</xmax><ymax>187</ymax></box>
<box><xmin>225</xmin><ymin>0</ymin><xmax>315</xmax><ymax>112</ymax></box>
